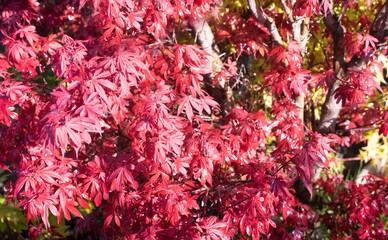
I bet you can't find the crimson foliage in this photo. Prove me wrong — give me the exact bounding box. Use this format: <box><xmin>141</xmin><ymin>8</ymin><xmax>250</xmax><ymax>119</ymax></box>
<box><xmin>0</xmin><ymin>0</ymin><xmax>387</xmax><ymax>239</ymax></box>
<box><xmin>315</xmin><ymin>174</ymin><xmax>388</xmax><ymax>239</ymax></box>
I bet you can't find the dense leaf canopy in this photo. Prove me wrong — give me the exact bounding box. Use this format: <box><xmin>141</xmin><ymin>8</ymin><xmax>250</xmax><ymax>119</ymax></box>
<box><xmin>0</xmin><ymin>0</ymin><xmax>387</xmax><ymax>239</ymax></box>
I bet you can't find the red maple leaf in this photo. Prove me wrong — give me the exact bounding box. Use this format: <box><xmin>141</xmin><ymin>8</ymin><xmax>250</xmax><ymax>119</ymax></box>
<box><xmin>109</xmin><ymin>166</ymin><xmax>138</xmax><ymax>191</ymax></box>
<box><xmin>13</xmin><ymin>25</ymin><xmax>40</xmax><ymax>47</ymax></box>
<box><xmin>86</xmin><ymin>69</ymin><xmax>115</xmax><ymax>103</ymax></box>
<box><xmin>55</xmin><ymin>116</ymin><xmax>100</xmax><ymax>155</ymax></box>
<box><xmin>18</xmin><ymin>193</ymin><xmax>59</xmax><ymax>228</ymax></box>
<box><xmin>197</xmin><ymin>216</ymin><xmax>232</xmax><ymax>240</ymax></box>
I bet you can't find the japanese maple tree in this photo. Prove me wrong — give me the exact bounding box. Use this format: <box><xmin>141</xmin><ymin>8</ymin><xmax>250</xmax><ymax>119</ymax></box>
<box><xmin>0</xmin><ymin>0</ymin><xmax>387</xmax><ymax>239</ymax></box>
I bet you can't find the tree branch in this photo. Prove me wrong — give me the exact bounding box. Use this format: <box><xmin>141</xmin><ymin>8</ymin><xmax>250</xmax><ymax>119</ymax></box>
<box><xmin>189</xmin><ymin>18</ymin><xmax>220</xmax><ymax>58</ymax></box>
<box><xmin>318</xmin><ymin>12</ymin><xmax>346</xmax><ymax>134</ymax></box>
<box><xmin>292</xmin><ymin>16</ymin><xmax>310</xmax><ymax>123</ymax></box>
<box><xmin>370</xmin><ymin>1</ymin><xmax>388</xmax><ymax>43</ymax></box>
<box><xmin>280</xmin><ymin>0</ymin><xmax>293</xmax><ymax>20</ymax></box>
<box><xmin>247</xmin><ymin>0</ymin><xmax>284</xmax><ymax>46</ymax></box>
<box><xmin>319</xmin><ymin>2</ymin><xmax>388</xmax><ymax>133</ymax></box>
<box><xmin>249</xmin><ymin>0</ymin><xmax>311</xmax><ymax>123</ymax></box>
<box><xmin>189</xmin><ymin>18</ymin><xmax>234</xmax><ymax>115</ymax></box>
